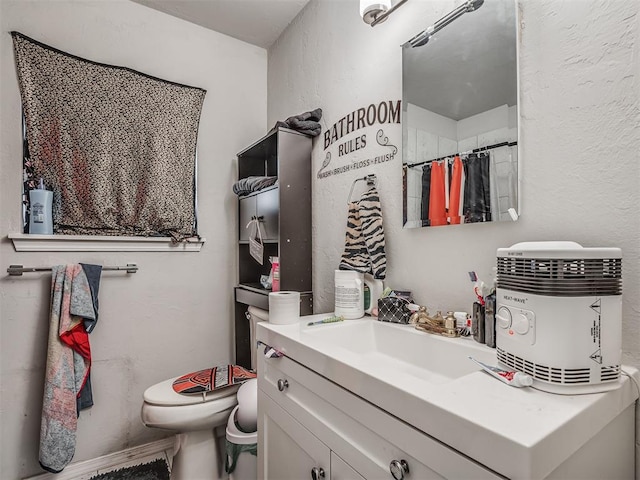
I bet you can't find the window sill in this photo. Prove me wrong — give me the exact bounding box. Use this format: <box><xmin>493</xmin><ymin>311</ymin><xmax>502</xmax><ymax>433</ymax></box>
<box><xmin>8</xmin><ymin>233</ymin><xmax>205</xmax><ymax>252</ymax></box>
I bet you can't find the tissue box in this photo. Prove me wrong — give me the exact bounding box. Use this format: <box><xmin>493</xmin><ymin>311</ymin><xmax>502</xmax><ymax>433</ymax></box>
<box><xmin>378</xmin><ymin>297</ymin><xmax>412</xmax><ymax>324</ymax></box>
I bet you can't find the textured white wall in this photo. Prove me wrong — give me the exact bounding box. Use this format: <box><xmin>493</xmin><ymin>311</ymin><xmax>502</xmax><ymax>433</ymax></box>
<box><xmin>269</xmin><ymin>1</ymin><xmax>639</xmax><ymax>368</ymax></box>
<box><xmin>0</xmin><ymin>1</ymin><xmax>266</xmax><ymax>478</ymax></box>
<box><xmin>269</xmin><ymin>0</ymin><xmax>640</xmax><ymax>471</ymax></box>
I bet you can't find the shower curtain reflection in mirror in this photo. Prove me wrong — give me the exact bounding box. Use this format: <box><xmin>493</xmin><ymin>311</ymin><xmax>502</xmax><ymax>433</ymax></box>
<box><xmin>406</xmin><ymin>143</ymin><xmax>517</xmax><ymax>227</ymax></box>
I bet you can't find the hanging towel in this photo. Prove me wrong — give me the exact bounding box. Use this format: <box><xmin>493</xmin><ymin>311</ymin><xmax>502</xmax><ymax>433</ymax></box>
<box><xmin>420</xmin><ymin>164</ymin><xmax>432</xmax><ymax>227</ymax></box>
<box><xmin>80</xmin><ymin>263</ymin><xmax>102</xmax><ymax>333</ymax></box>
<box><xmin>76</xmin><ymin>263</ymin><xmax>102</xmax><ymax>412</ymax></box>
<box><xmin>449</xmin><ymin>156</ymin><xmax>464</xmax><ymax>225</ymax></box>
<box><xmin>40</xmin><ymin>265</ymin><xmax>97</xmax><ymax>473</ymax></box>
<box><xmin>489</xmin><ymin>146</ymin><xmax>518</xmax><ymax>221</ymax></box>
<box><xmin>428</xmin><ymin>162</ymin><xmax>447</xmax><ymax>226</ymax></box>
<box><xmin>463</xmin><ymin>153</ymin><xmax>491</xmax><ymax>223</ymax></box>
<box><xmin>339</xmin><ymin>187</ymin><xmax>386</xmax><ymax>280</ymax></box>
<box><xmin>339</xmin><ymin>201</ymin><xmax>369</xmax><ymax>273</ymax></box>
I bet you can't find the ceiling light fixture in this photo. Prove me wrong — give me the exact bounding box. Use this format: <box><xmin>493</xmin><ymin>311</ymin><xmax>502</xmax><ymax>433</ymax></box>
<box><xmin>361</xmin><ymin>0</ymin><xmax>408</xmax><ymax>26</ymax></box>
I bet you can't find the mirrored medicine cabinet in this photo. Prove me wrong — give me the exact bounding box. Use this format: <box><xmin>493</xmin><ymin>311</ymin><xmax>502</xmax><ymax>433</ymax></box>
<box><xmin>402</xmin><ymin>0</ymin><xmax>519</xmax><ymax>228</ymax></box>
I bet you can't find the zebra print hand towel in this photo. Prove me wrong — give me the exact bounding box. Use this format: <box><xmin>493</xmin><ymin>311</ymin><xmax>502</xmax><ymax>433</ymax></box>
<box><xmin>339</xmin><ymin>187</ymin><xmax>386</xmax><ymax>280</ymax></box>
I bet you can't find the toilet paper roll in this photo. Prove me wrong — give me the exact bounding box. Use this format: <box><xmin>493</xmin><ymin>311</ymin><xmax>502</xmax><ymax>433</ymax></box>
<box><xmin>268</xmin><ymin>291</ymin><xmax>301</xmax><ymax>325</ymax></box>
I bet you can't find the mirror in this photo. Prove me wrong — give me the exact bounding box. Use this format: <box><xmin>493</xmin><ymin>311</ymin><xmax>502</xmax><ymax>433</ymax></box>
<box><xmin>402</xmin><ymin>0</ymin><xmax>518</xmax><ymax>228</ymax></box>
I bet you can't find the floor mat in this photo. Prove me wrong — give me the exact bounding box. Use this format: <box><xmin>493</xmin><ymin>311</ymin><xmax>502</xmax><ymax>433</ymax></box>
<box><xmin>89</xmin><ymin>458</ymin><xmax>170</xmax><ymax>480</ymax></box>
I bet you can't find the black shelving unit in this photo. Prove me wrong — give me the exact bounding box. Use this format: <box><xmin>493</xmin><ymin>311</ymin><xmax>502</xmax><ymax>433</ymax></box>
<box><xmin>234</xmin><ymin>127</ymin><xmax>313</xmax><ymax>368</ymax></box>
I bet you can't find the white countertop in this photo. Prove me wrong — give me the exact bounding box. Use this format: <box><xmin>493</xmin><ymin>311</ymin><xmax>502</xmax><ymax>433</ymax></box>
<box><xmin>257</xmin><ymin>314</ymin><xmax>639</xmax><ymax>479</ymax></box>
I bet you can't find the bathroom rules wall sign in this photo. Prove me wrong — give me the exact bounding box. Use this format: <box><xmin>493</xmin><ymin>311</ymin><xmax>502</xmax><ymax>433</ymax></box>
<box><xmin>317</xmin><ymin>100</ymin><xmax>400</xmax><ymax>179</ymax></box>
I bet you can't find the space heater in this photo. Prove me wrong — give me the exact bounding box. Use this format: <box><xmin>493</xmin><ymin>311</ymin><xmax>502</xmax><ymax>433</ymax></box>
<box><xmin>495</xmin><ymin>241</ymin><xmax>622</xmax><ymax>394</ymax></box>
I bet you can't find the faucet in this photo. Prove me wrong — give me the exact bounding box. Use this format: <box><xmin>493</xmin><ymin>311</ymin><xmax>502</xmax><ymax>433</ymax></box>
<box><xmin>411</xmin><ymin>307</ymin><xmax>459</xmax><ymax>338</ymax></box>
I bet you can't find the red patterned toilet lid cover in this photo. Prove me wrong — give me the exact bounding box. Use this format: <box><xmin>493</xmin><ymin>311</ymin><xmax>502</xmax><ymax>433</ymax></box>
<box><xmin>172</xmin><ymin>365</ymin><xmax>256</xmax><ymax>395</ymax></box>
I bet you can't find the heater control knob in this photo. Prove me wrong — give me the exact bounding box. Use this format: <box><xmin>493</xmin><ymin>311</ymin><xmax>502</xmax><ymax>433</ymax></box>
<box><xmin>513</xmin><ymin>314</ymin><xmax>530</xmax><ymax>335</ymax></box>
<box><xmin>496</xmin><ymin>307</ymin><xmax>512</xmax><ymax>329</ymax></box>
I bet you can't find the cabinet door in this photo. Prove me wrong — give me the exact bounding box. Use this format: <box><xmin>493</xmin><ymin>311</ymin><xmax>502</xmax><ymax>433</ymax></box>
<box><xmin>259</xmin><ymin>354</ymin><xmax>500</xmax><ymax>480</ymax></box>
<box><xmin>259</xmin><ymin>390</ymin><xmax>330</xmax><ymax>480</ymax></box>
<box><xmin>239</xmin><ymin>189</ymin><xmax>279</xmax><ymax>242</ymax></box>
<box><xmin>239</xmin><ymin>195</ymin><xmax>256</xmax><ymax>242</ymax></box>
<box><xmin>331</xmin><ymin>452</ymin><xmax>365</xmax><ymax>480</ymax></box>
<box><xmin>256</xmin><ymin>187</ymin><xmax>279</xmax><ymax>241</ymax></box>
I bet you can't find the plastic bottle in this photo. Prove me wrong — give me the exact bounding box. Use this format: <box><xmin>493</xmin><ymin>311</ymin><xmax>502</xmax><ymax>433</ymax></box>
<box><xmin>364</xmin><ymin>273</ymin><xmax>384</xmax><ymax>315</ymax></box>
<box><xmin>334</xmin><ymin>270</ymin><xmax>364</xmax><ymax>319</ymax></box>
<box><xmin>271</xmin><ymin>257</ymin><xmax>280</xmax><ymax>292</ymax></box>
<box><xmin>29</xmin><ymin>179</ymin><xmax>53</xmax><ymax>235</ymax></box>
<box><xmin>363</xmin><ymin>284</ymin><xmax>370</xmax><ymax>312</ymax></box>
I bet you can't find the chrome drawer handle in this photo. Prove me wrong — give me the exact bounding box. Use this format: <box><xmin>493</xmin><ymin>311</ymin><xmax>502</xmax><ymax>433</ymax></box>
<box><xmin>277</xmin><ymin>378</ymin><xmax>289</xmax><ymax>391</ymax></box>
<box><xmin>311</xmin><ymin>466</ymin><xmax>325</xmax><ymax>479</ymax></box>
<box><xmin>389</xmin><ymin>459</ymin><xmax>410</xmax><ymax>480</ymax></box>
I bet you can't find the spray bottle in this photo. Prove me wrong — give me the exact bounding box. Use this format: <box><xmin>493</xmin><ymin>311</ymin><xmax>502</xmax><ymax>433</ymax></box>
<box><xmin>270</xmin><ymin>256</ymin><xmax>280</xmax><ymax>292</ymax></box>
<box><xmin>29</xmin><ymin>179</ymin><xmax>53</xmax><ymax>235</ymax></box>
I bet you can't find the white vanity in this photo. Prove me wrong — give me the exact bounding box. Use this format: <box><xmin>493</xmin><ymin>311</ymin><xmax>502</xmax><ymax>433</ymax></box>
<box><xmin>257</xmin><ymin>315</ymin><xmax>638</xmax><ymax>479</ymax></box>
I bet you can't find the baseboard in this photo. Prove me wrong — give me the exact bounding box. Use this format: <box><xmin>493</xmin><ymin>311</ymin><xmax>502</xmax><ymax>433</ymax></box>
<box><xmin>23</xmin><ymin>437</ymin><xmax>175</xmax><ymax>480</ymax></box>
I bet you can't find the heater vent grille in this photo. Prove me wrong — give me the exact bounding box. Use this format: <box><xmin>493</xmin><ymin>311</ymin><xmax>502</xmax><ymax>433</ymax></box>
<box><xmin>601</xmin><ymin>365</ymin><xmax>621</xmax><ymax>382</ymax></box>
<box><xmin>497</xmin><ymin>348</ymin><xmax>620</xmax><ymax>384</ymax></box>
<box><xmin>496</xmin><ymin>257</ymin><xmax>621</xmax><ymax>296</ymax></box>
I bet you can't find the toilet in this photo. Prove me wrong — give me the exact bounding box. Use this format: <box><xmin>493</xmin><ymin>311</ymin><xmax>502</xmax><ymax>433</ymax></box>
<box><xmin>141</xmin><ymin>377</ymin><xmax>240</xmax><ymax>479</ymax></box>
<box><xmin>141</xmin><ymin>306</ymin><xmax>267</xmax><ymax>480</ymax></box>
<box><xmin>246</xmin><ymin>305</ymin><xmax>270</xmax><ymax>370</ymax></box>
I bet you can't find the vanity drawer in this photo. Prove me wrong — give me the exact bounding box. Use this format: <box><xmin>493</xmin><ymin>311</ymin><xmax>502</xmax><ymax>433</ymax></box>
<box><xmin>258</xmin><ymin>352</ymin><xmax>502</xmax><ymax>480</ymax></box>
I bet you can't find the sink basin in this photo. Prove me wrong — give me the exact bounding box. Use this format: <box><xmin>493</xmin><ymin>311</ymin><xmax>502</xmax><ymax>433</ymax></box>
<box><xmin>257</xmin><ymin>314</ymin><xmax>639</xmax><ymax>480</ymax></box>
<box><xmin>300</xmin><ymin>319</ymin><xmax>496</xmax><ymax>384</ymax></box>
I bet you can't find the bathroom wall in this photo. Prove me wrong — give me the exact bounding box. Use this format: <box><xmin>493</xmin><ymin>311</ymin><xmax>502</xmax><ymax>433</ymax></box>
<box><xmin>269</xmin><ymin>0</ymin><xmax>639</xmax><ymax>468</ymax></box>
<box><xmin>0</xmin><ymin>1</ymin><xmax>266</xmax><ymax>478</ymax></box>
<box><xmin>268</xmin><ymin>1</ymin><xmax>640</xmax><ymax>370</ymax></box>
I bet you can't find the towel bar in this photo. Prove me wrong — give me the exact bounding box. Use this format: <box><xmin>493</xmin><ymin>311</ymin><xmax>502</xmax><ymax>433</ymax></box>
<box><xmin>347</xmin><ymin>174</ymin><xmax>377</xmax><ymax>204</ymax></box>
<box><xmin>7</xmin><ymin>264</ymin><xmax>138</xmax><ymax>276</ymax></box>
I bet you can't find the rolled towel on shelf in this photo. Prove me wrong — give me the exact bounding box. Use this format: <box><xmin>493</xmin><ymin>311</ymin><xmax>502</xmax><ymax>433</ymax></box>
<box><xmin>274</xmin><ymin>108</ymin><xmax>323</xmax><ymax>137</ymax></box>
<box><xmin>232</xmin><ymin>176</ymin><xmax>278</xmax><ymax>196</ymax></box>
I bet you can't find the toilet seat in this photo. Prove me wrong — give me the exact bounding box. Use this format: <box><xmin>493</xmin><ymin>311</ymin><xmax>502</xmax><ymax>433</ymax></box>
<box><xmin>143</xmin><ymin>376</ymin><xmax>241</xmax><ymax>406</ymax></box>
<box><xmin>142</xmin><ymin>376</ymin><xmax>240</xmax><ymax>432</ymax></box>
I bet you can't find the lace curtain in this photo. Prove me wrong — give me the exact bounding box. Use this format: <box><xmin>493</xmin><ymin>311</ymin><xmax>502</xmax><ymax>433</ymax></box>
<box><xmin>12</xmin><ymin>32</ymin><xmax>205</xmax><ymax>241</ymax></box>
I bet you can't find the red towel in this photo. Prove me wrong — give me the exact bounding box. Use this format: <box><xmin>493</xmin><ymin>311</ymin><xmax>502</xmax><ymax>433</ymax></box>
<box><xmin>449</xmin><ymin>156</ymin><xmax>464</xmax><ymax>224</ymax></box>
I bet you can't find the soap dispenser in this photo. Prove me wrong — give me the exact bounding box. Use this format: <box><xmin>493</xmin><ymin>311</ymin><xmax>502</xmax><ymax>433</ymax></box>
<box><xmin>28</xmin><ymin>179</ymin><xmax>53</xmax><ymax>235</ymax></box>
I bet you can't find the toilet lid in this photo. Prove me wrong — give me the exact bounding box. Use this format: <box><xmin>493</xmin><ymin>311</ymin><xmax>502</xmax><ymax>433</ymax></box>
<box><xmin>143</xmin><ymin>377</ymin><xmax>241</xmax><ymax>406</ymax></box>
<box><xmin>172</xmin><ymin>365</ymin><xmax>256</xmax><ymax>394</ymax></box>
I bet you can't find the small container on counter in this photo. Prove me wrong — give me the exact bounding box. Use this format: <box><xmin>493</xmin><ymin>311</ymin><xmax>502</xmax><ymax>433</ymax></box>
<box><xmin>472</xmin><ymin>301</ymin><xmax>485</xmax><ymax>344</ymax></box>
<box><xmin>484</xmin><ymin>293</ymin><xmax>496</xmax><ymax>348</ymax></box>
